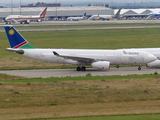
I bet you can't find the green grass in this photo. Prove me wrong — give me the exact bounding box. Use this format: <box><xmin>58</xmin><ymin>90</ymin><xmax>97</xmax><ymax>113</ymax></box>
<box><xmin>31</xmin><ymin>114</ymin><xmax>160</xmax><ymax>120</ymax></box>
<box><xmin>0</xmin><ymin>73</ymin><xmax>160</xmax><ymax>83</ymax></box>
<box><xmin>1</xmin><ymin>27</ymin><xmax>160</xmax><ymax>56</ymax></box>
<box><xmin>1</xmin><ymin>22</ymin><xmax>160</xmax><ymax>30</ymax></box>
<box><xmin>1</xmin><ymin>25</ymin><xmax>160</xmax><ymax>69</ymax></box>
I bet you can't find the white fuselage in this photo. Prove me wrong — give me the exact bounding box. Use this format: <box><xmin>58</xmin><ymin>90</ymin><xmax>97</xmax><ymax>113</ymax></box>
<box><xmin>88</xmin><ymin>15</ymin><xmax>114</xmax><ymax>20</ymax></box>
<box><xmin>67</xmin><ymin>17</ymin><xmax>85</xmax><ymax>21</ymax></box>
<box><xmin>5</xmin><ymin>15</ymin><xmax>42</xmax><ymax>22</ymax></box>
<box><xmin>19</xmin><ymin>49</ymin><xmax>156</xmax><ymax>66</ymax></box>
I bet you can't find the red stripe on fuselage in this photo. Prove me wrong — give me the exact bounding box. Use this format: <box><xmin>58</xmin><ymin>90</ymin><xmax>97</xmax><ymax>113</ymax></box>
<box><xmin>13</xmin><ymin>41</ymin><xmax>28</xmax><ymax>49</ymax></box>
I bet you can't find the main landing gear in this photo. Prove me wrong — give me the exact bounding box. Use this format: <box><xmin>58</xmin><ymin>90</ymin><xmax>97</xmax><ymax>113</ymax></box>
<box><xmin>76</xmin><ymin>66</ymin><xmax>86</xmax><ymax>71</ymax></box>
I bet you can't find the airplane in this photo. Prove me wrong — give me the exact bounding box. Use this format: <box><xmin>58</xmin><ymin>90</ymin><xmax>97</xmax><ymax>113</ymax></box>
<box><xmin>147</xmin><ymin>12</ymin><xmax>160</xmax><ymax>19</ymax></box>
<box><xmin>67</xmin><ymin>13</ymin><xmax>87</xmax><ymax>21</ymax></box>
<box><xmin>88</xmin><ymin>8</ymin><xmax>121</xmax><ymax>21</ymax></box>
<box><xmin>4</xmin><ymin>7</ymin><xmax>47</xmax><ymax>24</ymax></box>
<box><xmin>4</xmin><ymin>26</ymin><xmax>156</xmax><ymax>71</ymax></box>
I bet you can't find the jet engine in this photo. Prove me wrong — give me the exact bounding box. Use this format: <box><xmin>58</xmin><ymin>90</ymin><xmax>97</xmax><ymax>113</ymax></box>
<box><xmin>147</xmin><ymin>60</ymin><xmax>160</xmax><ymax>67</ymax></box>
<box><xmin>91</xmin><ymin>61</ymin><xmax>110</xmax><ymax>70</ymax></box>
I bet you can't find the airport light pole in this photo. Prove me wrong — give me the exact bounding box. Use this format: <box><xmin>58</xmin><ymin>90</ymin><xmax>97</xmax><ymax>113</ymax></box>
<box><xmin>20</xmin><ymin>0</ymin><xmax>21</xmax><ymax>15</ymax></box>
<box><xmin>11</xmin><ymin>0</ymin><xmax>13</xmax><ymax>15</ymax></box>
<box><xmin>55</xmin><ymin>0</ymin><xmax>57</xmax><ymax>20</ymax></box>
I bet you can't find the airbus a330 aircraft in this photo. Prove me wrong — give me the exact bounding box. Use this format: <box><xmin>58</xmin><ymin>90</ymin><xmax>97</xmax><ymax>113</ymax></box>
<box><xmin>4</xmin><ymin>26</ymin><xmax>156</xmax><ymax>71</ymax></box>
<box><xmin>88</xmin><ymin>8</ymin><xmax>121</xmax><ymax>21</ymax></box>
<box><xmin>67</xmin><ymin>13</ymin><xmax>87</xmax><ymax>21</ymax></box>
<box><xmin>4</xmin><ymin>7</ymin><xmax>47</xmax><ymax>24</ymax></box>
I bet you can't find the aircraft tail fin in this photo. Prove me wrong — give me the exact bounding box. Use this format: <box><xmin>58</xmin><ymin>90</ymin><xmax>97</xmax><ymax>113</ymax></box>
<box><xmin>39</xmin><ymin>7</ymin><xmax>47</xmax><ymax>18</ymax></box>
<box><xmin>115</xmin><ymin>8</ymin><xmax>122</xmax><ymax>18</ymax></box>
<box><xmin>4</xmin><ymin>26</ymin><xmax>36</xmax><ymax>49</ymax></box>
<box><xmin>83</xmin><ymin>13</ymin><xmax>87</xmax><ymax>17</ymax></box>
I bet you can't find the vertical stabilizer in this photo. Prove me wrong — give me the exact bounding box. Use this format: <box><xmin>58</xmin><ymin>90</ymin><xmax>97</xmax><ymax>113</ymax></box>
<box><xmin>83</xmin><ymin>13</ymin><xmax>87</xmax><ymax>17</ymax></box>
<box><xmin>4</xmin><ymin>26</ymin><xmax>36</xmax><ymax>49</ymax></box>
<box><xmin>39</xmin><ymin>7</ymin><xmax>47</xmax><ymax>18</ymax></box>
<box><xmin>115</xmin><ymin>8</ymin><xmax>122</xmax><ymax>19</ymax></box>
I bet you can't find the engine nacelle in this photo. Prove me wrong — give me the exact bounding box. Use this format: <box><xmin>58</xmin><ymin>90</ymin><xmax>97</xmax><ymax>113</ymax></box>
<box><xmin>91</xmin><ymin>61</ymin><xmax>110</xmax><ymax>70</ymax></box>
<box><xmin>37</xmin><ymin>19</ymin><xmax>42</xmax><ymax>22</ymax></box>
<box><xmin>147</xmin><ymin>60</ymin><xmax>160</xmax><ymax>67</ymax></box>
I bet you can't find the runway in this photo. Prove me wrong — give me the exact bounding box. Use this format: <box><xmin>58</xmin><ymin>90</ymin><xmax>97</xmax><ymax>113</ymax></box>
<box><xmin>1</xmin><ymin>20</ymin><xmax>160</xmax><ymax>32</ymax></box>
<box><xmin>0</xmin><ymin>67</ymin><xmax>159</xmax><ymax>78</ymax></box>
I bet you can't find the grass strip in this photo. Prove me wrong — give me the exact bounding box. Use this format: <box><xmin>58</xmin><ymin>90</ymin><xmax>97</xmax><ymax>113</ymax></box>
<box><xmin>0</xmin><ymin>73</ymin><xmax>160</xmax><ymax>83</ymax></box>
<box><xmin>44</xmin><ymin>114</ymin><xmax>160</xmax><ymax>120</ymax></box>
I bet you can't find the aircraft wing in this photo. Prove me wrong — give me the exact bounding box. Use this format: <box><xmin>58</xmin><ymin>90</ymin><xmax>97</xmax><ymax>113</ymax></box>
<box><xmin>11</xmin><ymin>19</ymin><xmax>19</xmax><ymax>24</ymax></box>
<box><xmin>53</xmin><ymin>51</ymin><xmax>101</xmax><ymax>63</ymax></box>
<box><xmin>11</xmin><ymin>19</ymin><xmax>28</xmax><ymax>24</ymax></box>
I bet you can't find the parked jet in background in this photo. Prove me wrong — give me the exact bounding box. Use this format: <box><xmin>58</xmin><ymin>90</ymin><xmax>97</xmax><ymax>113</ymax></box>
<box><xmin>147</xmin><ymin>12</ymin><xmax>160</xmax><ymax>19</ymax></box>
<box><xmin>67</xmin><ymin>13</ymin><xmax>87</xmax><ymax>21</ymax></box>
<box><xmin>88</xmin><ymin>8</ymin><xmax>121</xmax><ymax>21</ymax></box>
<box><xmin>4</xmin><ymin>7</ymin><xmax>47</xmax><ymax>24</ymax></box>
<box><xmin>4</xmin><ymin>26</ymin><xmax>156</xmax><ymax>71</ymax></box>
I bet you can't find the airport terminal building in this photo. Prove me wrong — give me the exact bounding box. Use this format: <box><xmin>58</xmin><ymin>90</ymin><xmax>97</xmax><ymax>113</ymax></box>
<box><xmin>0</xmin><ymin>6</ymin><xmax>114</xmax><ymax>21</ymax></box>
<box><xmin>1</xmin><ymin>6</ymin><xmax>160</xmax><ymax>22</ymax></box>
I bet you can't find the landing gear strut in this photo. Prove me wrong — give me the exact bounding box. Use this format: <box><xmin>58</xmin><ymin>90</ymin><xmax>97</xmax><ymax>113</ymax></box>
<box><xmin>76</xmin><ymin>66</ymin><xmax>86</xmax><ymax>71</ymax></box>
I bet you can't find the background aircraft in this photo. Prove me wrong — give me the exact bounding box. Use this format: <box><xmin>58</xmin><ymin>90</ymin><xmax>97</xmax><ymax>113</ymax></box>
<box><xmin>147</xmin><ymin>12</ymin><xmax>160</xmax><ymax>19</ymax></box>
<box><xmin>88</xmin><ymin>8</ymin><xmax>121</xmax><ymax>21</ymax></box>
<box><xmin>67</xmin><ymin>13</ymin><xmax>87</xmax><ymax>21</ymax></box>
<box><xmin>4</xmin><ymin>26</ymin><xmax>156</xmax><ymax>71</ymax></box>
<box><xmin>4</xmin><ymin>7</ymin><xmax>47</xmax><ymax>24</ymax></box>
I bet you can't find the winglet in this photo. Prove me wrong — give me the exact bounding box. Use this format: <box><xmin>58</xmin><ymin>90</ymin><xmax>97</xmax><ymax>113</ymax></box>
<box><xmin>53</xmin><ymin>51</ymin><xmax>60</xmax><ymax>56</ymax></box>
<box><xmin>4</xmin><ymin>26</ymin><xmax>36</xmax><ymax>49</ymax></box>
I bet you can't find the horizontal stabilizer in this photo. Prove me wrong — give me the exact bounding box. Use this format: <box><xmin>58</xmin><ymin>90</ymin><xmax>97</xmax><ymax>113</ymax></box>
<box><xmin>6</xmin><ymin>48</ymin><xmax>24</xmax><ymax>54</ymax></box>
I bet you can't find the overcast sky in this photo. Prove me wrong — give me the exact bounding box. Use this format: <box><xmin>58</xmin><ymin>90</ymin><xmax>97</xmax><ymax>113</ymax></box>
<box><xmin>1</xmin><ymin>0</ymin><xmax>159</xmax><ymax>5</ymax></box>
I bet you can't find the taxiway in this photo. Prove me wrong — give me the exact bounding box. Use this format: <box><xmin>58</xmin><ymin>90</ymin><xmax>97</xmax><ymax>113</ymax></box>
<box><xmin>0</xmin><ymin>67</ymin><xmax>159</xmax><ymax>78</ymax></box>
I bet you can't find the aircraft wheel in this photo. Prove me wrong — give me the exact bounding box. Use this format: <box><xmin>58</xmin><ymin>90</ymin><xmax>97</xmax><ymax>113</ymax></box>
<box><xmin>116</xmin><ymin>65</ymin><xmax>119</xmax><ymax>68</ymax></box>
<box><xmin>76</xmin><ymin>66</ymin><xmax>81</xmax><ymax>71</ymax></box>
<box><xmin>82</xmin><ymin>66</ymin><xmax>86</xmax><ymax>71</ymax></box>
<box><xmin>138</xmin><ymin>67</ymin><xmax>141</xmax><ymax>70</ymax></box>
